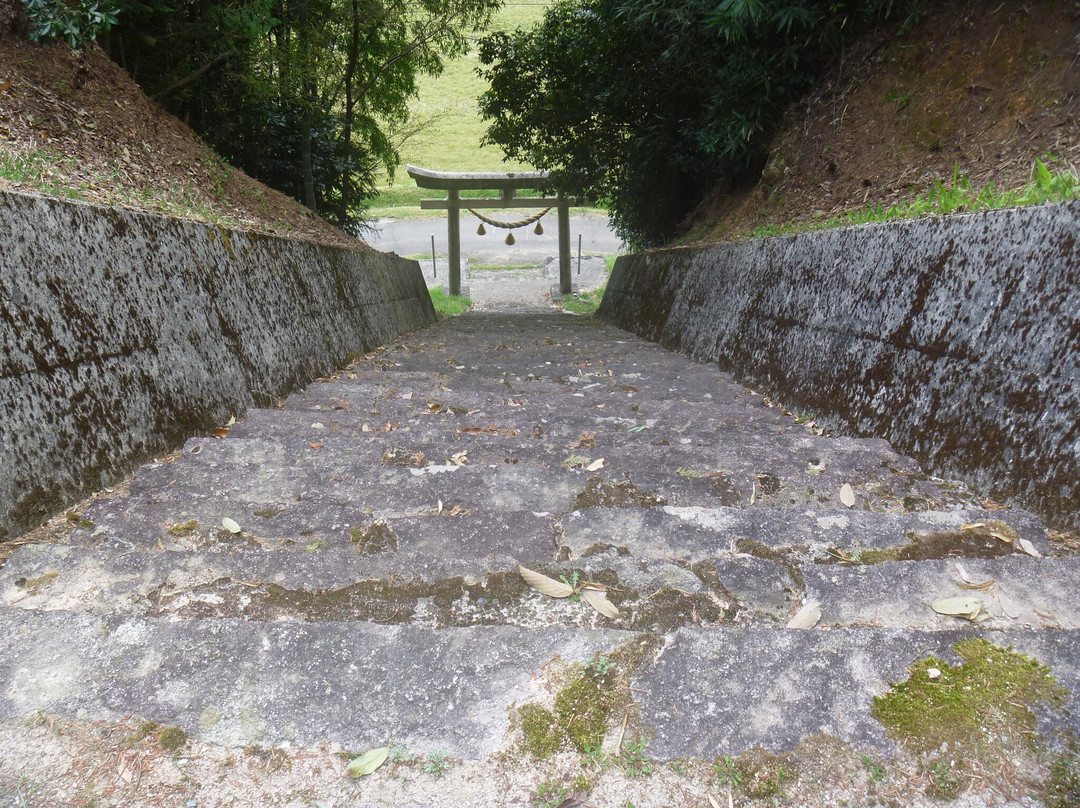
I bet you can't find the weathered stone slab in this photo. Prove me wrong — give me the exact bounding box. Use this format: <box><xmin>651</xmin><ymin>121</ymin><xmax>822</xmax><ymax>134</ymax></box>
<box><xmin>561</xmin><ymin>506</ymin><xmax>1047</xmax><ymax>562</ymax></box>
<box><xmin>635</xmin><ymin>627</ymin><xmax>1080</xmax><ymax>759</ymax></box>
<box><xmin>0</xmin><ymin>608</ymin><xmax>630</xmax><ymax>756</ymax></box>
<box><xmin>804</xmin><ymin>556</ymin><xmax>1080</xmax><ymax>630</ymax></box>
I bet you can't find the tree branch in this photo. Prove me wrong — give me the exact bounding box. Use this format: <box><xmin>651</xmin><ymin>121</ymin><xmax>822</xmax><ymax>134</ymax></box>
<box><xmin>153</xmin><ymin>49</ymin><xmax>237</xmax><ymax>103</ymax></box>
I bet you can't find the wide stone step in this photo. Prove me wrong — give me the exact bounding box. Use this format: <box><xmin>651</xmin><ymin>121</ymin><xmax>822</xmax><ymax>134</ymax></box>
<box><xmin>561</xmin><ymin>505</ymin><xmax>1050</xmax><ymax>562</ymax></box>
<box><xmin>7</xmin><ymin>534</ymin><xmax>1070</xmax><ymax>632</ymax></box>
<box><xmin>2</xmin><ymin>607</ymin><xmax>1077</xmax><ymax>767</ymax></box>
<box><xmin>638</xmin><ymin>626</ymin><xmax>1080</xmax><ymax>758</ymax></box>
<box><xmin>0</xmin><ymin>608</ymin><xmax>629</xmax><ymax>757</ymax></box>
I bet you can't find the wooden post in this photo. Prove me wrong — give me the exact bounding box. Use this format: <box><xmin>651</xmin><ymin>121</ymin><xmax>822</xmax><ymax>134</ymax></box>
<box><xmin>447</xmin><ymin>189</ymin><xmax>461</xmax><ymax>296</ymax></box>
<box><xmin>558</xmin><ymin>195</ymin><xmax>571</xmax><ymax>295</ymax></box>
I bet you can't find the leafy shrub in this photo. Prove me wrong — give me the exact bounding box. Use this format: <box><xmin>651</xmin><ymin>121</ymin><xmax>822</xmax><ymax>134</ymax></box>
<box><xmin>479</xmin><ymin>0</ymin><xmax>915</xmax><ymax>247</ymax></box>
<box><xmin>23</xmin><ymin>0</ymin><xmax>120</xmax><ymax>49</ymax></box>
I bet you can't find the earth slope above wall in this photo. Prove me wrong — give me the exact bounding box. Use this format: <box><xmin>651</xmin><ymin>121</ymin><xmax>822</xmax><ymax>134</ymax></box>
<box><xmin>598</xmin><ymin>200</ymin><xmax>1080</xmax><ymax>529</ymax></box>
<box><xmin>0</xmin><ymin>190</ymin><xmax>436</xmax><ymax>538</ymax></box>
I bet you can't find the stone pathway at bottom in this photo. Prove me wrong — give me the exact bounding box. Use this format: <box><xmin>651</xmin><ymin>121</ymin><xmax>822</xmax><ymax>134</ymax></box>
<box><xmin>1</xmin><ymin>309</ymin><xmax>1077</xmax><ymax>808</ymax></box>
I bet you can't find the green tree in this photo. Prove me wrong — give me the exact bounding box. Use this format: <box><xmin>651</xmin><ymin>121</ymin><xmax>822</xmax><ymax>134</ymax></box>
<box><xmin>102</xmin><ymin>0</ymin><xmax>498</xmax><ymax>228</ymax></box>
<box><xmin>479</xmin><ymin>0</ymin><xmax>910</xmax><ymax>247</ymax></box>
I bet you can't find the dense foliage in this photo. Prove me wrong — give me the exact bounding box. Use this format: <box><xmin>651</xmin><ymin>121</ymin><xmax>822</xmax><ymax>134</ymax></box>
<box><xmin>24</xmin><ymin>0</ymin><xmax>119</xmax><ymax>49</ymax></box>
<box><xmin>479</xmin><ymin>0</ymin><xmax>914</xmax><ymax>247</ymax></box>
<box><xmin>24</xmin><ymin>0</ymin><xmax>498</xmax><ymax>228</ymax></box>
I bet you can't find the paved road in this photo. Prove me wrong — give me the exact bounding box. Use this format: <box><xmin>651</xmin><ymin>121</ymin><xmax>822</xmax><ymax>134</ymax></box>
<box><xmin>362</xmin><ymin>212</ymin><xmax>625</xmax><ymax>263</ymax></box>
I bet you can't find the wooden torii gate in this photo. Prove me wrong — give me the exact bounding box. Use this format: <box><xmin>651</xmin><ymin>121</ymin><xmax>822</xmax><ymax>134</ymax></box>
<box><xmin>407</xmin><ymin>165</ymin><xmax>572</xmax><ymax>298</ymax></box>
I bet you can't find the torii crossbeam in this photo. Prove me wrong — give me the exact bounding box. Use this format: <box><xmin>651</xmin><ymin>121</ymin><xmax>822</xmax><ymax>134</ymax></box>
<box><xmin>406</xmin><ymin>165</ymin><xmax>572</xmax><ymax>297</ymax></box>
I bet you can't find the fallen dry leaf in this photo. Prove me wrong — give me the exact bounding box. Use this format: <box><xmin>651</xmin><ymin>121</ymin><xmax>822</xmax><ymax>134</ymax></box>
<box><xmin>580</xmin><ymin>585</ymin><xmax>620</xmax><ymax>618</ymax></box>
<box><xmin>518</xmin><ymin>565</ymin><xmax>574</xmax><ymax>598</ymax></box>
<box><xmin>786</xmin><ymin>602</ymin><xmax>821</xmax><ymax>629</ymax></box>
<box><xmin>1017</xmin><ymin>537</ymin><xmax>1043</xmax><ymax>558</ymax></box>
<box><xmin>839</xmin><ymin>483</ymin><xmax>856</xmax><ymax>508</ymax></box>
<box><xmin>953</xmin><ymin>562</ymin><xmax>994</xmax><ymax>590</ymax></box>
<box><xmin>930</xmin><ymin>596</ymin><xmax>983</xmax><ymax>621</ymax></box>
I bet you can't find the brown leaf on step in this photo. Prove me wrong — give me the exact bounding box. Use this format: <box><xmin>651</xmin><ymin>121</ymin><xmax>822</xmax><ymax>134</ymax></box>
<box><xmin>518</xmin><ymin>565</ymin><xmax>574</xmax><ymax>598</ymax></box>
<box><xmin>576</xmin><ymin>432</ymin><xmax>596</xmax><ymax>449</ymax></box>
<box><xmin>953</xmin><ymin>562</ymin><xmax>994</xmax><ymax>590</ymax></box>
<box><xmin>930</xmin><ymin>596</ymin><xmax>983</xmax><ymax>621</ymax></box>
<box><xmin>786</xmin><ymin>602</ymin><xmax>821</xmax><ymax>629</ymax></box>
<box><xmin>580</xmin><ymin>584</ymin><xmax>620</xmax><ymax>618</ymax></box>
<box><xmin>308</xmin><ymin>442</ymin><xmax>324</xmax><ymax>450</ymax></box>
<box><xmin>1017</xmin><ymin>538</ymin><xmax>1043</xmax><ymax>558</ymax></box>
<box><xmin>212</xmin><ymin>427</ymin><xmax>230</xmax><ymax>438</ymax></box>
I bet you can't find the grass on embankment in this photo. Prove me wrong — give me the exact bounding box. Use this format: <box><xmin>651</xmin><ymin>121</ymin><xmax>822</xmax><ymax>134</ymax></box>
<box><xmin>735</xmin><ymin>158</ymin><xmax>1079</xmax><ymax>242</ymax></box>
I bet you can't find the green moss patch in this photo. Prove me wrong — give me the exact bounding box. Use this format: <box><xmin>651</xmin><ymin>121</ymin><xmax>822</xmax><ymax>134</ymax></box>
<box><xmin>519</xmin><ymin>704</ymin><xmax>561</xmax><ymax>758</ymax></box>
<box><xmin>350</xmin><ymin>521</ymin><xmax>398</xmax><ymax>553</ymax></box>
<box><xmin>166</xmin><ymin>520</ymin><xmax>200</xmax><ymax>536</ymax></box>
<box><xmin>733</xmin><ymin>747</ymin><xmax>797</xmax><ymax>799</ymax></box>
<box><xmin>573</xmin><ymin>475</ymin><xmax>666</xmax><ymax>510</ymax></box>
<box><xmin>515</xmin><ymin>654</ymin><xmax>627</xmax><ymax>759</ymax></box>
<box><xmin>873</xmin><ymin>639</ymin><xmax>1065</xmax><ymax>754</ymax></box>
<box><xmin>824</xmin><ymin>521</ymin><xmax>1023</xmax><ymax>565</ymax></box>
<box><xmin>157</xmin><ymin>725</ymin><xmax>187</xmax><ymax>752</ymax></box>
<box><xmin>15</xmin><ymin>571</ymin><xmax>58</xmax><ymax>595</ymax></box>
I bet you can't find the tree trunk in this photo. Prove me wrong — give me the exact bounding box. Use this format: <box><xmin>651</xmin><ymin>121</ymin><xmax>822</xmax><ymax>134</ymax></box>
<box><xmin>297</xmin><ymin>0</ymin><xmax>317</xmax><ymax>212</ymax></box>
<box><xmin>337</xmin><ymin>0</ymin><xmax>361</xmax><ymax>227</ymax></box>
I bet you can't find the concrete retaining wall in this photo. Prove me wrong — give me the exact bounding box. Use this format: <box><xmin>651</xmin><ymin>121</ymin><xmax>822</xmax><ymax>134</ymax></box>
<box><xmin>598</xmin><ymin>200</ymin><xmax>1080</xmax><ymax>528</ymax></box>
<box><xmin>0</xmin><ymin>190</ymin><xmax>436</xmax><ymax>538</ymax></box>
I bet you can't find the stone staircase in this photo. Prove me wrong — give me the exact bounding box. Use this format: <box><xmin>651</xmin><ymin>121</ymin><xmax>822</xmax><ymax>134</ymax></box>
<box><xmin>1</xmin><ymin>310</ymin><xmax>1077</xmax><ymax>807</ymax></box>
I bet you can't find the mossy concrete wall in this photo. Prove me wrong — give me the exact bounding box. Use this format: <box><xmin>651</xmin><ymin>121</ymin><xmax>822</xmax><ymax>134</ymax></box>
<box><xmin>0</xmin><ymin>190</ymin><xmax>436</xmax><ymax>538</ymax></box>
<box><xmin>598</xmin><ymin>200</ymin><xmax>1080</xmax><ymax>528</ymax></box>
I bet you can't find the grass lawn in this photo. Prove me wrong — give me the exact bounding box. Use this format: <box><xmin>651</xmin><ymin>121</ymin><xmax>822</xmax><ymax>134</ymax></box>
<box><xmin>368</xmin><ymin>2</ymin><xmax>557</xmax><ymax>217</ymax></box>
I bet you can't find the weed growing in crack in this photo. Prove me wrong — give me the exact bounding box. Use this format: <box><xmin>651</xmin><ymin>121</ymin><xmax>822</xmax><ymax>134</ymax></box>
<box><xmin>424</xmin><ymin>751</ymin><xmax>450</xmax><ymax>778</ymax></box>
<box><xmin>713</xmin><ymin>755</ymin><xmax>742</xmax><ymax>788</ymax></box>
<box><xmin>531</xmin><ymin>781</ymin><xmax>567</xmax><ymax>807</ymax></box>
<box><xmin>621</xmin><ymin>738</ymin><xmax>653</xmax><ymax>778</ymax></box>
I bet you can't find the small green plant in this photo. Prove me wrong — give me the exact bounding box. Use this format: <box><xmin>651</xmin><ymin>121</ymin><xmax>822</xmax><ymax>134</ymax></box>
<box><xmin>581</xmin><ymin>741</ymin><xmax>611</xmax><ymax>772</ymax></box>
<box><xmin>860</xmin><ymin>754</ymin><xmax>887</xmax><ymax>783</ymax></box>
<box><xmin>588</xmin><ymin>655</ymin><xmax>613</xmax><ymax>677</ymax></box>
<box><xmin>423</xmin><ymin>751</ymin><xmax>450</xmax><ymax>778</ymax></box>
<box><xmin>24</xmin><ymin>0</ymin><xmax>120</xmax><ymax>49</ymax></box>
<box><xmin>428</xmin><ymin>288</ymin><xmax>472</xmax><ymax>317</ymax></box>
<box><xmin>531</xmin><ymin>781</ymin><xmax>567</xmax><ymax>807</ymax></box>
<box><xmin>926</xmin><ymin>759</ymin><xmax>961</xmax><ymax>800</ymax></box>
<box><xmin>559</xmin><ymin>570</ymin><xmax>582</xmax><ymax>602</ymax></box>
<box><xmin>886</xmin><ymin>87</ymin><xmax>910</xmax><ymax>111</ymax></box>
<box><xmin>621</xmin><ymin>738</ymin><xmax>653</xmax><ymax>778</ymax></box>
<box><xmin>713</xmin><ymin>755</ymin><xmax>742</xmax><ymax>788</ymax></box>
